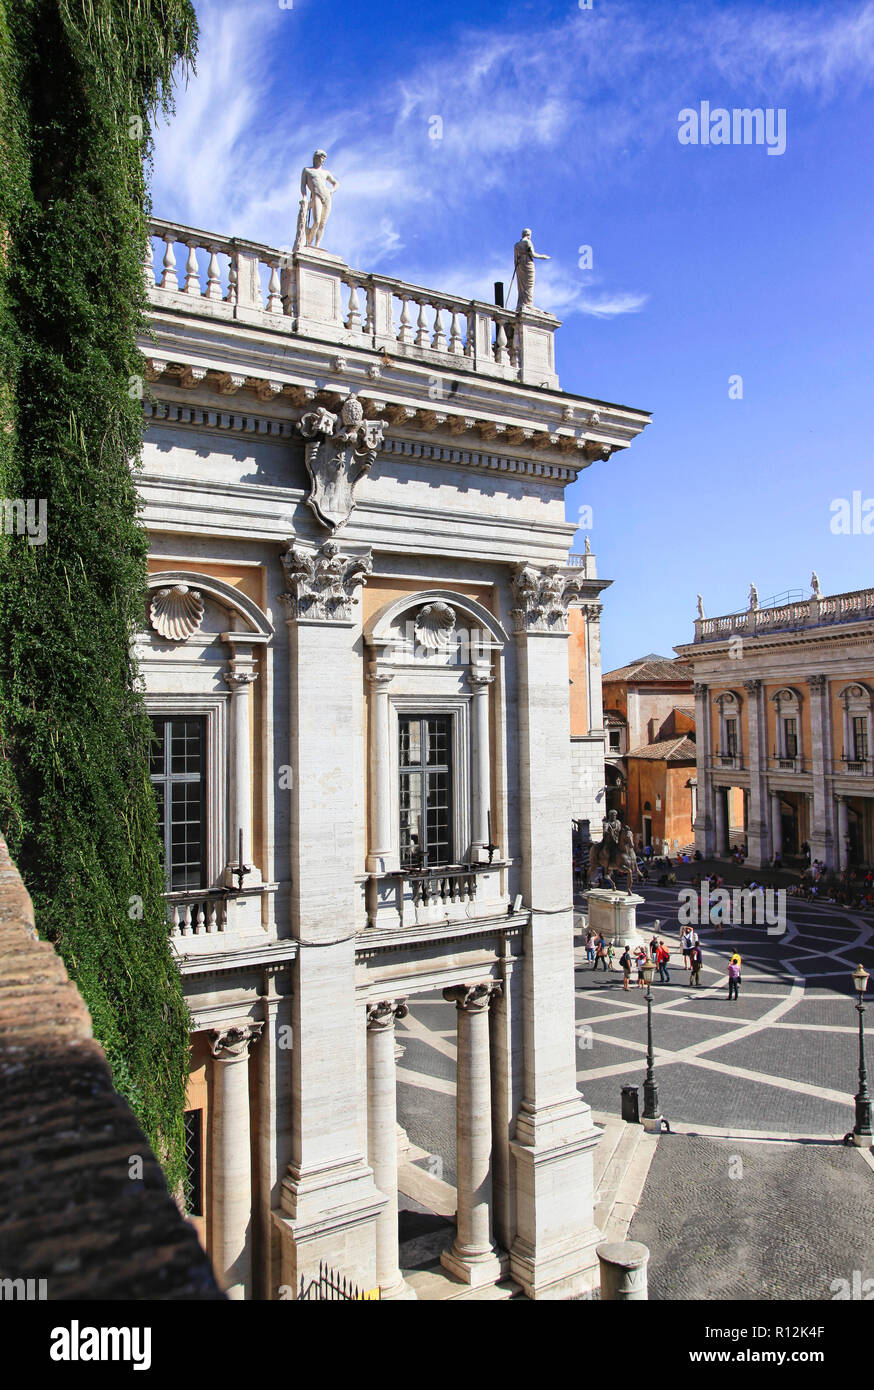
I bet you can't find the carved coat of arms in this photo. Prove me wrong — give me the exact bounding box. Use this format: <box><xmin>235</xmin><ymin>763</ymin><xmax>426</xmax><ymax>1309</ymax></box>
<box><xmin>299</xmin><ymin>394</ymin><xmax>386</xmax><ymax>531</ymax></box>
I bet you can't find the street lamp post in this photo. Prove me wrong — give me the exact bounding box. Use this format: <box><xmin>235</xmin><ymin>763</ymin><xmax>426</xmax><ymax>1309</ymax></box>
<box><xmin>846</xmin><ymin>964</ymin><xmax>873</xmax><ymax>1148</ymax></box>
<box><xmin>641</xmin><ymin>957</ymin><xmax>663</xmax><ymax>1133</ymax></box>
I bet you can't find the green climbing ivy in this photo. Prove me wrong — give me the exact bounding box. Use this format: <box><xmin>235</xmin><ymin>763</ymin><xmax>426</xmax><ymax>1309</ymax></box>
<box><xmin>0</xmin><ymin>0</ymin><xmax>198</xmax><ymax>1190</ymax></box>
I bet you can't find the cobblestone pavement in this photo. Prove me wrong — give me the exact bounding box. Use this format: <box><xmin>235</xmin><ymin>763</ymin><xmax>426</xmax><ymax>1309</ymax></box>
<box><xmin>629</xmin><ymin>1132</ymin><xmax>874</xmax><ymax>1300</ymax></box>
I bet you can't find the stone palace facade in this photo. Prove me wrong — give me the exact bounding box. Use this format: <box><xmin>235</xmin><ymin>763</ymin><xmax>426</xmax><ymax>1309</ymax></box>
<box><xmin>137</xmin><ymin>216</ymin><xmax>649</xmax><ymax>1299</ymax></box>
<box><xmin>676</xmin><ymin>584</ymin><xmax>874</xmax><ymax>870</ymax></box>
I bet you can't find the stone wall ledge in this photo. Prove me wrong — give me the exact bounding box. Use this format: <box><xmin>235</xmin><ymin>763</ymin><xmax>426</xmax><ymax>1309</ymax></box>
<box><xmin>0</xmin><ymin>833</ymin><xmax>223</xmax><ymax>1300</ymax></box>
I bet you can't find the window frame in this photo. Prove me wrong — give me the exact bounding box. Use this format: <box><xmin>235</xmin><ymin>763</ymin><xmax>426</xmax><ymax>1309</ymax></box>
<box><xmin>150</xmin><ymin>714</ymin><xmax>209</xmax><ymax>891</ymax></box>
<box><xmin>398</xmin><ymin>714</ymin><xmax>454</xmax><ymax>869</ymax></box>
<box><xmin>389</xmin><ymin>694</ymin><xmax>471</xmax><ymax>868</ymax></box>
<box><xmin>145</xmin><ymin>695</ymin><xmax>227</xmax><ymax>890</ymax></box>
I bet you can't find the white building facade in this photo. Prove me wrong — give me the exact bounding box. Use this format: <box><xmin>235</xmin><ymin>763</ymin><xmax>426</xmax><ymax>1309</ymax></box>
<box><xmin>137</xmin><ymin>218</ymin><xmax>649</xmax><ymax>1299</ymax></box>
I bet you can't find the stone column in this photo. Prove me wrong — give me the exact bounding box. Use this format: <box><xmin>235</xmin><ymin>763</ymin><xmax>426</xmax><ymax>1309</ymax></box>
<box><xmin>807</xmin><ymin>674</ymin><xmax>833</xmax><ymax>865</ymax></box>
<box><xmin>273</xmin><ymin>541</ymin><xmax>384</xmax><ymax>1297</ymax></box>
<box><xmin>507</xmin><ymin>562</ymin><xmax>602</xmax><ymax>1299</ymax></box>
<box><xmin>693</xmin><ymin>683</ymin><xmax>714</xmax><ymax>855</ymax></box>
<box><xmin>837</xmin><ymin>795</ymin><xmax>850</xmax><ymax>871</ymax></box>
<box><xmin>469</xmin><ymin>666</ymin><xmax>494</xmax><ymax>859</ymax></box>
<box><xmin>365</xmin><ymin>1000</ymin><xmax>415</xmax><ymax>1299</ymax></box>
<box><xmin>714</xmin><ymin>785</ymin><xmax>727</xmax><ymax>855</ymax></box>
<box><xmin>744</xmin><ymin>679</ymin><xmax>768</xmax><ymax>866</ymax></box>
<box><xmin>771</xmin><ymin>792</ymin><xmax>783</xmax><ymax>858</ymax></box>
<box><xmin>441</xmin><ymin>982</ymin><xmax>506</xmax><ymax>1286</ymax></box>
<box><xmin>209</xmin><ymin>1022</ymin><xmax>262</xmax><ymax>1299</ymax></box>
<box><xmin>366</xmin><ymin>665</ymin><xmax>394</xmax><ymax>872</ymax></box>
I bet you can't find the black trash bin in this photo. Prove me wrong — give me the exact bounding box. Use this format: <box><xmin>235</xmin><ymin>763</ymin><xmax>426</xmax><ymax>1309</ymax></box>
<box><xmin>621</xmin><ymin>1084</ymin><xmax>640</xmax><ymax>1124</ymax></box>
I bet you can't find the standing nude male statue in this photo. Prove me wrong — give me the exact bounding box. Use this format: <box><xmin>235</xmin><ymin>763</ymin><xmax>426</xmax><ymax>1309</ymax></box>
<box><xmin>295</xmin><ymin>150</ymin><xmax>339</xmax><ymax>250</ymax></box>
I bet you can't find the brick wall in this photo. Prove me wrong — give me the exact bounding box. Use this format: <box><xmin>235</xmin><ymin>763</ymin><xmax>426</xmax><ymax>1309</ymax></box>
<box><xmin>0</xmin><ymin>835</ymin><xmax>223</xmax><ymax>1300</ymax></box>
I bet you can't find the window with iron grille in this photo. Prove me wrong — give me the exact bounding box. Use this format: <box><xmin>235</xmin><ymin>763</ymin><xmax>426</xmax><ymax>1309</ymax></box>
<box><xmin>783</xmin><ymin>717</ymin><xmax>798</xmax><ymax>759</ymax></box>
<box><xmin>150</xmin><ymin>716</ymin><xmax>207</xmax><ymax>891</ymax></box>
<box><xmin>853</xmin><ymin>716</ymin><xmax>869</xmax><ymax>761</ymax></box>
<box><xmin>183</xmin><ymin>1108</ymin><xmax>204</xmax><ymax>1217</ymax></box>
<box><xmin>399</xmin><ymin>715</ymin><xmax>453</xmax><ymax>869</ymax></box>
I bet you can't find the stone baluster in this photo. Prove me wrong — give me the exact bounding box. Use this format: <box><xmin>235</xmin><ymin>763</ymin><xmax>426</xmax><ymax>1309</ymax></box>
<box><xmin>160</xmin><ymin>234</ymin><xmax>178</xmax><ymax>291</ymax></box>
<box><xmin>205</xmin><ymin>245</ymin><xmax>222</xmax><ymax>300</ymax></box>
<box><xmin>183</xmin><ymin>242</ymin><xmax>201</xmax><ymax>295</ymax></box>
<box><xmin>414</xmin><ymin>300</ymin><xmax>430</xmax><ymax>349</ymax></box>
<box><xmin>266</xmin><ymin>260</ymin><xmax>283</xmax><ymax>313</ymax></box>
<box><xmin>225</xmin><ymin>254</ymin><xmax>238</xmax><ymax>306</ymax></box>
<box><xmin>448</xmin><ymin>309</ymin><xmax>464</xmax><ymax>355</ymax></box>
<box><xmin>345</xmin><ymin>281</ymin><xmax>363</xmax><ymax>331</ymax></box>
<box><xmin>363</xmin><ymin>284</ymin><xmax>376</xmax><ymax>337</ymax></box>
<box><xmin>366</xmin><ymin>1000</ymin><xmax>415</xmax><ymax>1299</ymax></box>
<box><xmin>431</xmin><ymin>306</ymin><xmax>447</xmax><ymax>352</ymax></box>
<box><xmin>210</xmin><ymin>1023</ymin><xmax>263</xmax><ymax>1298</ymax></box>
<box><xmin>441</xmin><ymin>982</ymin><xmax>506</xmax><ymax>1287</ymax></box>
<box><xmin>397</xmin><ymin>296</ymin><xmax>413</xmax><ymax>345</ymax></box>
<box><xmin>143</xmin><ymin>239</ymin><xmax>155</xmax><ymax>288</ymax></box>
<box><xmin>494</xmin><ymin>316</ymin><xmax>510</xmax><ymax>366</ymax></box>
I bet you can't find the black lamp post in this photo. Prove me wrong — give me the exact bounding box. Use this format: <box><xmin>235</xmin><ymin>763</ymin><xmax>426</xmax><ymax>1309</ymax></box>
<box><xmin>641</xmin><ymin>956</ymin><xmax>661</xmax><ymax>1130</ymax></box>
<box><xmin>846</xmin><ymin>964</ymin><xmax>873</xmax><ymax>1147</ymax></box>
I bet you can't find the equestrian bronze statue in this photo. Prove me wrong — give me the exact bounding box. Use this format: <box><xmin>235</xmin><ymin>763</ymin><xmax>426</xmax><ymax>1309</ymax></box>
<box><xmin>588</xmin><ymin>810</ymin><xmax>638</xmax><ymax>893</ymax></box>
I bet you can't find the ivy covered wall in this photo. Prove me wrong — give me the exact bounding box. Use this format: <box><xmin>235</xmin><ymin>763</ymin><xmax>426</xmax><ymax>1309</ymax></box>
<box><xmin>0</xmin><ymin>0</ymin><xmax>197</xmax><ymax>1187</ymax></box>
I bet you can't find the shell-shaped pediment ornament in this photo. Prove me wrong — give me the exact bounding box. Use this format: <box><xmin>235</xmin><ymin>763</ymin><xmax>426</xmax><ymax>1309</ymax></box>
<box><xmin>149</xmin><ymin>584</ymin><xmax>205</xmax><ymax>642</ymax></box>
<box><xmin>415</xmin><ymin>601</ymin><xmax>457</xmax><ymax>649</ymax></box>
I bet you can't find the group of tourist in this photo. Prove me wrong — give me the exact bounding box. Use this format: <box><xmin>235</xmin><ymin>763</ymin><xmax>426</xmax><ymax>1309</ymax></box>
<box><xmin>582</xmin><ymin>926</ymin><xmax>742</xmax><ymax>998</ymax></box>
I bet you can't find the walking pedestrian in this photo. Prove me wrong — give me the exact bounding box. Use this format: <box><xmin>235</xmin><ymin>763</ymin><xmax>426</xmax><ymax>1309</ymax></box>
<box><xmin>635</xmin><ymin>945</ymin><xmax>648</xmax><ymax>989</ymax></box>
<box><xmin>681</xmin><ymin>927</ymin><xmax>693</xmax><ymax>967</ymax></box>
<box><xmin>593</xmin><ymin>935</ymin><xmax>608</xmax><ymax>971</ymax></box>
<box><xmin>727</xmin><ymin>958</ymin><xmax>741</xmax><ymax>1001</ymax></box>
<box><xmin>689</xmin><ymin>943</ymin><xmax>703</xmax><ymax>988</ymax></box>
<box><xmin>656</xmin><ymin>939</ymin><xmax>671</xmax><ymax>984</ymax></box>
<box><xmin>607</xmin><ymin>941</ymin><xmax>616</xmax><ymax>971</ymax></box>
<box><xmin>585</xmin><ymin>929</ymin><xmax>595</xmax><ymax>962</ymax></box>
<box><xmin>620</xmin><ymin>945</ymin><xmax>632</xmax><ymax>991</ymax></box>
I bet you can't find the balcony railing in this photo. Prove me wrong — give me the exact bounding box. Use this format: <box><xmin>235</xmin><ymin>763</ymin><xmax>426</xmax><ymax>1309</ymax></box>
<box><xmin>165</xmin><ymin>888</ymin><xmax>228</xmax><ymax>938</ymax></box>
<box><xmin>145</xmin><ymin>217</ymin><xmax>556</xmax><ymax>386</ymax></box>
<box><xmin>713</xmin><ymin>753</ymin><xmax>744</xmax><ymax>770</ymax></box>
<box><xmin>841</xmin><ymin>755</ymin><xmax>871</xmax><ymax>775</ymax></box>
<box><xmin>769</xmin><ymin>756</ymin><xmax>805</xmax><ymax>773</ymax></box>
<box><xmin>365</xmin><ymin>861</ymin><xmax>509</xmax><ymax>930</ymax></box>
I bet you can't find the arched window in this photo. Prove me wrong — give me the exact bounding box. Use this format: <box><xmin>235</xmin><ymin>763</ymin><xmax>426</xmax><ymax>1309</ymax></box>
<box><xmin>713</xmin><ymin>691</ymin><xmax>743</xmax><ymax>767</ymax></box>
<box><xmin>837</xmin><ymin>683</ymin><xmax>874</xmax><ymax>772</ymax></box>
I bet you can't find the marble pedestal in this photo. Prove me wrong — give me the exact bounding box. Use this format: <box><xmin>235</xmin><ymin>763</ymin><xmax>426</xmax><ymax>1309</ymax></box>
<box><xmin>582</xmin><ymin>889</ymin><xmax>645</xmax><ymax>950</ymax></box>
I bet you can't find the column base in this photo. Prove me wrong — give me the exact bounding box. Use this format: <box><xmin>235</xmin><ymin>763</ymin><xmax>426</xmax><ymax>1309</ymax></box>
<box><xmin>380</xmin><ymin>1274</ymin><xmax>418</xmax><ymax>1300</ymax></box>
<box><xmin>850</xmin><ymin>1131</ymin><xmax>873</xmax><ymax>1148</ymax></box>
<box><xmin>509</xmin><ymin>1225</ymin><xmax>602</xmax><ymax>1300</ymax></box>
<box><xmin>642</xmin><ymin>1113</ymin><xmax>664</xmax><ymax>1134</ymax></box>
<box><xmin>273</xmin><ymin>1157</ymin><xmax>385</xmax><ymax>1298</ymax></box>
<box><xmin>440</xmin><ymin>1243</ymin><xmax>509</xmax><ymax>1288</ymax></box>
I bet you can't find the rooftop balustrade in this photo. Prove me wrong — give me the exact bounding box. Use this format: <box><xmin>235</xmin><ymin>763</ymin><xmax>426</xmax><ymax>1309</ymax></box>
<box><xmin>693</xmin><ymin>587</ymin><xmax>874</xmax><ymax>642</ymax></box>
<box><xmin>145</xmin><ymin>217</ymin><xmax>561</xmax><ymax>389</ymax></box>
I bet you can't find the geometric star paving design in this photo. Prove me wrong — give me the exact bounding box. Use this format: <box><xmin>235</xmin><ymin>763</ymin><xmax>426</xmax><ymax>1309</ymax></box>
<box><xmin>395</xmin><ymin>885</ymin><xmax>874</xmax><ymax>1183</ymax></box>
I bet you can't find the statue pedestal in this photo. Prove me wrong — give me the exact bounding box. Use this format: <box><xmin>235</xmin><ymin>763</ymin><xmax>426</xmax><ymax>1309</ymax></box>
<box><xmin>283</xmin><ymin>247</ymin><xmax>348</xmax><ymax>342</ymax></box>
<box><xmin>581</xmin><ymin>889</ymin><xmax>646</xmax><ymax>950</ymax></box>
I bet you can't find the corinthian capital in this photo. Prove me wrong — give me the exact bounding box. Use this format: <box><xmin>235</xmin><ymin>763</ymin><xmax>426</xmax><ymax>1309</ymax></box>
<box><xmin>443</xmin><ymin>981</ymin><xmax>502</xmax><ymax>1012</ymax></box>
<box><xmin>280</xmin><ymin>540</ymin><xmax>372</xmax><ymax>623</ymax></box>
<box><xmin>743</xmin><ymin>678</ymin><xmax>763</xmax><ymax>694</ymax></box>
<box><xmin>366</xmin><ymin>999</ymin><xmax>408</xmax><ymax>1031</ymax></box>
<box><xmin>807</xmin><ymin>673</ymin><xmax>828</xmax><ymax>691</ymax></box>
<box><xmin>510</xmin><ymin>562</ymin><xmax>582</xmax><ymax>634</ymax></box>
<box><xmin>693</xmin><ymin>682</ymin><xmax>709</xmax><ymax>697</ymax></box>
<box><xmin>209</xmin><ymin>1022</ymin><xmax>263</xmax><ymax>1061</ymax></box>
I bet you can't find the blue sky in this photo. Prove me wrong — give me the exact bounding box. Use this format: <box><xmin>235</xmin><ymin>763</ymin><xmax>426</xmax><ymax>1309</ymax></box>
<box><xmin>151</xmin><ymin>0</ymin><xmax>874</xmax><ymax>670</ymax></box>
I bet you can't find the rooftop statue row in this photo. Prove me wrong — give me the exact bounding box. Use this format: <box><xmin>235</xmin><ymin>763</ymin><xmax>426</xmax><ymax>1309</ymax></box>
<box><xmin>293</xmin><ymin>148</ymin><xmax>551</xmax><ymax>315</ymax></box>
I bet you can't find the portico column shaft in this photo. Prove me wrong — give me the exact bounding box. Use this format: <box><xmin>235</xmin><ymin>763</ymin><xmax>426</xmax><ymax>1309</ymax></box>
<box><xmin>441</xmin><ymin>983</ymin><xmax>504</xmax><ymax>1285</ymax></box>
<box><xmin>837</xmin><ymin>796</ymin><xmax>849</xmax><ymax>870</ymax></box>
<box><xmin>771</xmin><ymin>792</ymin><xmax>783</xmax><ymax>857</ymax></box>
<box><xmin>470</xmin><ymin>669</ymin><xmax>493</xmax><ymax>855</ymax></box>
<box><xmin>714</xmin><ymin>785</ymin><xmax>727</xmax><ymax>854</ymax></box>
<box><xmin>693</xmin><ymin>683</ymin><xmax>714</xmax><ymax>855</ymax></box>
<box><xmin>210</xmin><ymin>1023</ymin><xmax>262</xmax><ymax>1299</ymax></box>
<box><xmin>807</xmin><ymin>674</ymin><xmax>833</xmax><ymax>864</ymax></box>
<box><xmin>366</xmin><ymin>1000</ymin><xmax>414</xmax><ymax>1299</ymax></box>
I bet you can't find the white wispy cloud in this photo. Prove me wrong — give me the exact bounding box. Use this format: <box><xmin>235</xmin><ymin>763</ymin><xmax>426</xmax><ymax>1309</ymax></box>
<box><xmin>150</xmin><ymin>0</ymin><xmax>874</xmax><ymax>316</ymax></box>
